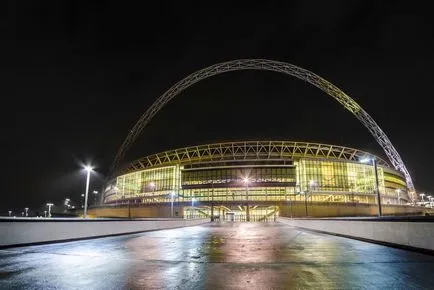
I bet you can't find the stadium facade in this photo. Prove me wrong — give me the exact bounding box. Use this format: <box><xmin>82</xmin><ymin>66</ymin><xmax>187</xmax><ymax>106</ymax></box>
<box><xmin>102</xmin><ymin>141</ymin><xmax>409</xmax><ymax>220</ymax></box>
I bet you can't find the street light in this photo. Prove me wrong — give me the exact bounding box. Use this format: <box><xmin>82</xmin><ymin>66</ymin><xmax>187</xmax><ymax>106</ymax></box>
<box><xmin>191</xmin><ymin>197</ymin><xmax>197</xmax><ymax>219</ymax></box>
<box><xmin>286</xmin><ymin>197</ymin><xmax>293</xmax><ymax>219</ymax></box>
<box><xmin>304</xmin><ymin>180</ymin><xmax>316</xmax><ymax>217</ymax></box>
<box><xmin>24</xmin><ymin>207</ymin><xmax>29</xmax><ymax>217</ymax></box>
<box><xmin>93</xmin><ymin>190</ymin><xmax>99</xmax><ymax>206</ymax></box>
<box><xmin>420</xmin><ymin>193</ymin><xmax>425</xmax><ymax>202</ymax></box>
<box><xmin>46</xmin><ymin>203</ymin><xmax>54</xmax><ymax>218</ymax></box>
<box><xmin>83</xmin><ymin>165</ymin><xmax>93</xmax><ymax>218</ymax></box>
<box><xmin>243</xmin><ymin>177</ymin><xmax>251</xmax><ymax>222</ymax></box>
<box><xmin>149</xmin><ymin>182</ymin><xmax>156</xmax><ymax>201</ymax></box>
<box><xmin>170</xmin><ymin>192</ymin><xmax>177</xmax><ymax>217</ymax></box>
<box><xmin>360</xmin><ymin>157</ymin><xmax>382</xmax><ymax>217</ymax></box>
<box><xmin>395</xmin><ymin>189</ymin><xmax>401</xmax><ymax>205</ymax></box>
<box><xmin>427</xmin><ymin>195</ymin><xmax>433</xmax><ymax>208</ymax></box>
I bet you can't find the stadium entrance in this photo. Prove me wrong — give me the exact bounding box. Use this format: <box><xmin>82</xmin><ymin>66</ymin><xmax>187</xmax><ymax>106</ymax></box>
<box><xmin>183</xmin><ymin>205</ymin><xmax>279</xmax><ymax>222</ymax></box>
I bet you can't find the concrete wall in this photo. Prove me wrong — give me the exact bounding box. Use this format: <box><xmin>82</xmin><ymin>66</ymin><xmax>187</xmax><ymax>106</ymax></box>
<box><xmin>279</xmin><ymin>217</ymin><xmax>434</xmax><ymax>251</ymax></box>
<box><xmin>278</xmin><ymin>201</ymin><xmax>426</xmax><ymax>217</ymax></box>
<box><xmin>0</xmin><ymin>218</ymin><xmax>209</xmax><ymax>248</ymax></box>
<box><xmin>85</xmin><ymin>205</ymin><xmax>184</xmax><ymax>218</ymax></box>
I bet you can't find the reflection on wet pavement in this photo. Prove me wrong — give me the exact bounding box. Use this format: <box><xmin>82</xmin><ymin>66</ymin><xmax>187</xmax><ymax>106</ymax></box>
<box><xmin>1</xmin><ymin>222</ymin><xmax>433</xmax><ymax>289</ymax></box>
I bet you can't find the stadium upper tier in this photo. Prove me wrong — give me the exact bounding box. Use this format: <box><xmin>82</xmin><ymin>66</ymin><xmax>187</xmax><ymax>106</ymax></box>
<box><xmin>116</xmin><ymin>141</ymin><xmax>390</xmax><ymax>175</ymax></box>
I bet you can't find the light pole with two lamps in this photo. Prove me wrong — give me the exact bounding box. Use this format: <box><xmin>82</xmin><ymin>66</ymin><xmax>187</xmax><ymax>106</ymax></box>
<box><xmin>427</xmin><ymin>195</ymin><xmax>433</xmax><ymax>208</ymax></box>
<box><xmin>360</xmin><ymin>157</ymin><xmax>382</xmax><ymax>217</ymax></box>
<box><xmin>419</xmin><ymin>193</ymin><xmax>425</xmax><ymax>203</ymax></box>
<box><xmin>46</xmin><ymin>203</ymin><xmax>54</xmax><ymax>218</ymax></box>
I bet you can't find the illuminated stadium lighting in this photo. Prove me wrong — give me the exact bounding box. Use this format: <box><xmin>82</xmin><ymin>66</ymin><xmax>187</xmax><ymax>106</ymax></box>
<box><xmin>101</xmin><ymin>141</ymin><xmax>413</xmax><ymax>219</ymax></box>
<box><xmin>359</xmin><ymin>157</ymin><xmax>372</xmax><ymax>164</ymax></box>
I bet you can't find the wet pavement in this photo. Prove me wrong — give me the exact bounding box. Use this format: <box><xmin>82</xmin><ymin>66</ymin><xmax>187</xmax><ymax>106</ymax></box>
<box><xmin>1</xmin><ymin>222</ymin><xmax>433</xmax><ymax>289</ymax></box>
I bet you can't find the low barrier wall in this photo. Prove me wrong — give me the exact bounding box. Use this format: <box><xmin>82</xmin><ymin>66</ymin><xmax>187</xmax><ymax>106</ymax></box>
<box><xmin>0</xmin><ymin>218</ymin><xmax>209</xmax><ymax>248</ymax></box>
<box><xmin>279</xmin><ymin>218</ymin><xmax>434</xmax><ymax>251</ymax></box>
<box><xmin>279</xmin><ymin>202</ymin><xmax>426</xmax><ymax>217</ymax></box>
<box><xmin>279</xmin><ymin>217</ymin><xmax>434</xmax><ymax>251</ymax></box>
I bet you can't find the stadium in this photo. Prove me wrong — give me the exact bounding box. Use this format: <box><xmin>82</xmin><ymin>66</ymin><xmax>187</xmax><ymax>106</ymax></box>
<box><xmin>89</xmin><ymin>59</ymin><xmax>423</xmax><ymax>219</ymax></box>
<box><xmin>99</xmin><ymin>141</ymin><xmax>411</xmax><ymax>220</ymax></box>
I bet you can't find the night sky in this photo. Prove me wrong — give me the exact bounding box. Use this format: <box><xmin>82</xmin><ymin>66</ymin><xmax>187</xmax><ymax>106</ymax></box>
<box><xmin>4</xmin><ymin>1</ymin><xmax>434</xmax><ymax>214</ymax></box>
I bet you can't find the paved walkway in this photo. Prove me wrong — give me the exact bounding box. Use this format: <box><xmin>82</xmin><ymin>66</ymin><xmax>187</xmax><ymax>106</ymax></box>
<box><xmin>1</xmin><ymin>222</ymin><xmax>433</xmax><ymax>289</ymax></box>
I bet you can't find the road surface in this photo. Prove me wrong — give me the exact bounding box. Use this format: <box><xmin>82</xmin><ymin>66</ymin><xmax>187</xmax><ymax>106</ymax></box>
<box><xmin>1</xmin><ymin>222</ymin><xmax>433</xmax><ymax>289</ymax></box>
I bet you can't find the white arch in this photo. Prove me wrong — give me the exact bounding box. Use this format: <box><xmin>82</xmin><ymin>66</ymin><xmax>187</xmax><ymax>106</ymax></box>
<box><xmin>110</xmin><ymin>59</ymin><xmax>414</xmax><ymax>191</ymax></box>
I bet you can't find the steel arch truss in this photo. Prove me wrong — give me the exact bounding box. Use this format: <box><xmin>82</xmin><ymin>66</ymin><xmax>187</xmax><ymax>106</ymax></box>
<box><xmin>111</xmin><ymin>59</ymin><xmax>414</xmax><ymax>191</ymax></box>
<box><xmin>118</xmin><ymin>141</ymin><xmax>390</xmax><ymax>176</ymax></box>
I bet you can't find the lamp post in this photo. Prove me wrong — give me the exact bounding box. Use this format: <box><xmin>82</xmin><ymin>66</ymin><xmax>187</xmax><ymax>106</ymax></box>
<box><xmin>420</xmin><ymin>193</ymin><xmax>425</xmax><ymax>202</ymax></box>
<box><xmin>427</xmin><ymin>195</ymin><xmax>432</xmax><ymax>208</ymax></box>
<box><xmin>93</xmin><ymin>190</ymin><xmax>98</xmax><ymax>206</ymax></box>
<box><xmin>191</xmin><ymin>197</ymin><xmax>196</xmax><ymax>218</ymax></box>
<box><xmin>83</xmin><ymin>165</ymin><xmax>93</xmax><ymax>218</ymax></box>
<box><xmin>64</xmin><ymin>198</ymin><xmax>70</xmax><ymax>212</ymax></box>
<box><xmin>46</xmin><ymin>203</ymin><xmax>53</xmax><ymax>218</ymax></box>
<box><xmin>149</xmin><ymin>182</ymin><xmax>156</xmax><ymax>199</ymax></box>
<box><xmin>170</xmin><ymin>192</ymin><xmax>176</xmax><ymax>217</ymax></box>
<box><xmin>305</xmin><ymin>180</ymin><xmax>316</xmax><ymax>217</ymax></box>
<box><xmin>243</xmin><ymin>177</ymin><xmax>250</xmax><ymax>222</ymax></box>
<box><xmin>210</xmin><ymin>181</ymin><xmax>215</xmax><ymax>222</ymax></box>
<box><xmin>149</xmin><ymin>182</ymin><xmax>156</xmax><ymax>205</ymax></box>
<box><xmin>287</xmin><ymin>196</ymin><xmax>293</xmax><ymax>219</ymax></box>
<box><xmin>24</xmin><ymin>207</ymin><xmax>29</xmax><ymax>217</ymax></box>
<box><xmin>395</xmin><ymin>189</ymin><xmax>401</xmax><ymax>205</ymax></box>
<box><xmin>360</xmin><ymin>157</ymin><xmax>382</xmax><ymax>217</ymax></box>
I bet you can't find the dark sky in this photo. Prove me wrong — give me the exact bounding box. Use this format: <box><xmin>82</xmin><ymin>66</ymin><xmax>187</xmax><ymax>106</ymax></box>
<box><xmin>3</xmin><ymin>1</ymin><xmax>434</xmax><ymax>213</ymax></box>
